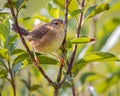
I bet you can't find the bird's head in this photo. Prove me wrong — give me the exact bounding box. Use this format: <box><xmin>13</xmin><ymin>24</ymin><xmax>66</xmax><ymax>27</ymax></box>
<box><xmin>50</xmin><ymin>19</ymin><xmax>65</xmax><ymax>29</ymax></box>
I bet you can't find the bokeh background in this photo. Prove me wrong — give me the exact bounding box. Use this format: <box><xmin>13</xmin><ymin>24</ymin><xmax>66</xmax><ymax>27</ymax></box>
<box><xmin>0</xmin><ymin>0</ymin><xmax>120</xmax><ymax>96</ymax></box>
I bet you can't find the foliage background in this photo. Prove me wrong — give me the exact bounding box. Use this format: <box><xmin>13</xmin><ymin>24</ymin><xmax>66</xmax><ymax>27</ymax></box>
<box><xmin>0</xmin><ymin>0</ymin><xmax>120</xmax><ymax>96</ymax></box>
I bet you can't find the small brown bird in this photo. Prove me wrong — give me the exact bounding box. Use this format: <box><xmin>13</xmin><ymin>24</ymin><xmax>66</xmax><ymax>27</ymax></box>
<box><xmin>12</xmin><ymin>19</ymin><xmax>65</xmax><ymax>54</ymax></box>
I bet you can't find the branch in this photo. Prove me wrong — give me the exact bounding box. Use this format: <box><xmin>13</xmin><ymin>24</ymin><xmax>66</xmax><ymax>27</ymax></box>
<box><xmin>57</xmin><ymin>0</ymin><xmax>69</xmax><ymax>82</ymax></box>
<box><xmin>7</xmin><ymin>0</ymin><xmax>55</xmax><ymax>87</ymax></box>
<box><xmin>27</xmin><ymin>68</ymin><xmax>31</xmax><ymax>96</ymax></box>
<box><xmin>56</xmin><ymin>61</ymin><xmax>63</xmax><ymax>82</ymax></box>
<box><xmin>8</xmin><ymin>60</ymin><xmax>16</xmax><ymax>96</ymax></box>
<box><xmin>67</xmin><ymin>0</ymin><xmax>84</xmax><ymax>74</ymax></box>
<box><xmin>57</xmin><ymin>0</ymin><xmax>69</xmax><ymax>83</ymax></box>
<box><xmin>71</xmin><ymin>80</ymin><xmax>76</xmax><ymax>96</ymax></box>
<box><xmin>53</xmin><ymin>0</ymin><xmax>69</xmax><ymax>95</ymax></box>
<box><xmin>60</xmin><ymin>0</ymin><xmax>85</xmax><ymax>86</ymax></box>
<box><xmin>62</xmin><ymin>0</ymin><xmax>69</xmax><ymax>58</ymax></box>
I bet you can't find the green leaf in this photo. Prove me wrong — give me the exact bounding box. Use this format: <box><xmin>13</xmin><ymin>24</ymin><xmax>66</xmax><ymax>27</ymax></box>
<box><xmin>68</xmin><ymin>9</ymin><xmax>82</xmax><ymax>19</ymax></box>
<box><xmin>47</xmin><ymin>2</ymin><xmax>53</xmax><ymax>15</ymax></box>
<box><xmin>53</xmin><ymin>0</ymin><xmax>64</xmax><ymax>9</ymax></box>
<box><xmin>106</xmin><ymin>70</ymin><xmax>120</xmax><ymax>81</ymax></box>
<box><xmin>5</xmin><ymin>34</ymin><xmax>18</xmax><ymax>52</ymax></box>
<box><xmin>37</xmin><ymin>55</ymin><xmax>58</xmax><ymax>65</ymax></box>
<box><xmin>47</xmin><ymin>2</ymin><xmax>59</xmax><ymax>18</ymax></box>
<box><xmin>71</xmin><ymin>37</ymin><xmax>95</xmax><ymax>44</ymax></box>
<box><xmin>0</xmin><ymin>19</ymin><xmax>10</xmax><ymax>42</ymax></box>
<box><xmin>85</xmin><ymin>3</ymin><xmax>110</xmax><ymax>18</ymax></box>
<box><xmin>0</xmin><ymin>58</ymin><xmax>6</xmax><ymax>67</ymax></box>
<box><xmin>96</xmin><ymin>76</ymin><xmax>119</xmax><ymax>93</ymax></box>
<box><xmin>30</xmin><ymin>84</ymin><xmax>42</xmax><ymax>92</ymax></box>
<box><xmin>28</xmin><ymin>52</ymin><xmax>58</xmax><ymax>65</ymax></box>
<box><xmin>13</xmin><ymin>53</ymin><xmax>28</xmax><ymax>65</ymax></box>
<box><xmin>72</xmin><ymin>52</ymin><xmax>120</xmax><ymax>75</ymax></box>
<box><xmin>0</xmin><ymin>34</ymin><xmax>5</xmax><ymax>43</ymax></box>
<box><xmin>20</xmin><ymin>79</ymin><xmax>29</xmax><ymax>89</ymax></box>
<box><xmin>66</xmin><ymin>40</ymin><xmax>72</xmax><ymax>49</ymax></box>
<box><xmin>68</xmin><ymin>0</ymin><xmax>79</xmax><ymax>12</ymax></box>
<box><xmin>16</xmin><ymin>0</ymin><xmax>27</xmax><ymax>12</ymax></box>
<box><xmin>11</xmin><ymin>49</ymin><xmax>25</xmax><ymax>55</ymax></box>
<box><xmin>26</xmin><ymin>54</ymin><xmax>58</xmax><ymax>65</ymax></box>
<box><xmin>4</xmin><ymin>19</ymin><xmax>10</xmax><ymax>35</ymax></box>
<box><xmin>52</xmin><ymin>7</ymin><xmax>59</xmax><ymax>18</ymax></box>
<box><xmin>7</xmin><ymin>34</ymin><xmax>18</xmax><ymax>47</ymax></box>
<box><xmin>25</xmin><ymin>53</ymin><xmax>58</xmax><ymax>65</ymax></box>
<box><xmin>0</xmin><ymin>48</ymin><xmax>8</xmax><ymax>59</ymax></box>
<box><xmin>0</xmin><ymin>70</ymin><xmax>7</xmax><ymax>78</ymax></box>
<box><xmin>33</xmin><ymin>15</ymin><xmax>50</xmax><ymax>23</ymax></box>
<box><xmin>84</xmin><ymin>5</ymin><xmax>96</xmax><ymax>18</ymax></box>
<box><xmin>12</xmin><ymin>63</ymin><xmax>22</xmax><ymax>73</ymax></box>
<box><xmin>72</xmin><ymin>62</ymin><xmax>87</xmax><ymax>76</ymax></box>
<box><xmin>79</xmin><ymin>52</ymin><xmax>120</xmax><ymax>62</ymax></box>
<box><xmin>80</xmin><ymin>72</ymin><xmax>97</xmax><ymax>84</ymax></box>
<box><xmin>4</xmin><ymin>1</ymin><xmax>16</xmax><ymax>8</ymax></box>
<box><xmin>86</xmin><ymin>74</ymin><xmax>104</xmax><ymax>83</ymax></box>
<box><xmin>53</xmin><ymin>0</ymin><xmax>78</xmax><ymax>12</ymax></box>
<box><xmin>13</xmin><ymin>52</ymin><xmax>58</xmax><ymax>65</ymax></box>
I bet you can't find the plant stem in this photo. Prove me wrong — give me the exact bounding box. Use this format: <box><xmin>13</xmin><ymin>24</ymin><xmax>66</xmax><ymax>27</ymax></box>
<box><xmin>27</xmin><ymin>68</ymin><xmax>31</xmax><ymax>96</ymax></box>
<box><xmin>71</xmin><ymin>80</ymin><xmax>76</xmax><ymax>96</ymax></box>
<box><xmin>7</xmin><ymin>0</ymin><xmax>55</xmax><ymax>87</ymax></box>
<box><xmin>60</xmin><ymin>0</ymin><xmax>85</xmax><ymax>86</ymax></box>
<box><xmin>57</xmin><ymin>63</ymin><xmax>63</xmax><ymax>82</ymax></box>
<box><xmin>11</xmin><ymin>74</ymin><xmax>16</xmax><ymax>96</ymax></box>
<box><xmin>8</xmin><ymin>60</ymin><xmax>16</xmax><ymax>96</ymax></box>
<box><xmin>53</xmin><ymin>0</ymin><xmax>69</xmax><ymax>95</ymax></box>
<box><xmin>62</xmin><ymin>0</ymin><xmax>69</xmax><ymax>59</ymax></box>
<box><xmin>53</xmin><ymin>87</ymin><xmax>59</xmax><ymax>96</ymax></box>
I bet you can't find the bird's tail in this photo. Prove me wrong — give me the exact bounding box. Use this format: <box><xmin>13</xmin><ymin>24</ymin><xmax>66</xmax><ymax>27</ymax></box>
<box><xmin>12</xmin><ymin>24</ymin><xmax>29</xmax><ymax>36</ymax></box>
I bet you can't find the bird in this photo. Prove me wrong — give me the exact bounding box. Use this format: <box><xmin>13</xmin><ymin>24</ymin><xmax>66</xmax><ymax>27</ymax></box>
<box><xmin>12</xmin><ymin>19</ymin><xmax>65</xmax><ymax>54</ymax></box>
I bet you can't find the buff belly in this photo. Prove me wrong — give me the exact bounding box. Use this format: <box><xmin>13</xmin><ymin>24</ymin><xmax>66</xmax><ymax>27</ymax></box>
<box><xmin>30</xmin><ymin>32</ymin><xmax>64</xmax><ymax>54</ymax></box>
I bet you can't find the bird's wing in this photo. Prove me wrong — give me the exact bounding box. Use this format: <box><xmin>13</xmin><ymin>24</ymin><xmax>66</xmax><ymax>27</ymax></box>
<box><xmin>27</xmin><ymin>24</ymin><xmax>50</xmax><ymax>41</ymax></box>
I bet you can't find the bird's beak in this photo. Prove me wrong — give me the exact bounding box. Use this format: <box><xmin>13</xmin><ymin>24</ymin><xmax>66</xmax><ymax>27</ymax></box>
<box><xmin>60</xmin><ymin>21</ymin><xmax>65</xmax><ymax>27</ymax></box>
<box><xmin>60</xmin><ymin>24</ymin><xmax>65</xmax><ymax>28</ymax></box>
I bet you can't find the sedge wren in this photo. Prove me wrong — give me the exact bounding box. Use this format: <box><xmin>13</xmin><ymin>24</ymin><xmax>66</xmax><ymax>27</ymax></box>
<box><xmin>12</xmin><ymin>19</ymin><xmax>65</xmax><ymax>54</ymax></box>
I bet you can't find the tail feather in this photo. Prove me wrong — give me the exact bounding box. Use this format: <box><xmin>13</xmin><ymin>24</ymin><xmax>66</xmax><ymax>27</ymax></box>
<box><xmin>12</xmin><ymin>24</ymin><xmax>29</xmax><ymax>36</ymax></box>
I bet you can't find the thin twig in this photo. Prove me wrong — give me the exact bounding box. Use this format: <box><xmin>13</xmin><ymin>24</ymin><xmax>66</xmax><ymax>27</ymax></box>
<box><xmin>72</xmin><ymin>80</ymin><xmax>76</xmax><ymax>96</ymax></box>
<box><xmin>56</xmin><ymin>0</ymin><xmax>69</xmax><ymax>84</ymax></box>
<box><xmin>60</xmin><ymin>0</ymin><xmax>85</xmax><ymax>86</ymax></box>
<box><xmin>62</xmin><ymin>0</ymin><xmax>69</xmax><ymax>59</ymax></box>
<box><xmin>54</xmin><ymin>59</ymin><xmax>64</xmax><ymax>96</ymax></box>
<box><xmin>56</xmin><ymin>62</ymin><xmax>63</xmax><ymax>83</ymax></box>
<box><xmin>27</xmin><ymin>68</ymin><xmax>31</xmax><ymax>96</ymax></box>
<box><xmin>7</xmin><ymin>0</ymin><xmax>55</xmax><ymax>87</ymax></box>
<box><xmin>57</xmin><ymin>0</ymin><xmax>69</xmax><ymax>82</ymax></box>
<box><xmin>53</xmin><ymin>0</ymin><xmax>69</xmax><ymax>96</ymax></box>
<box><xmin>7</xmin><ymin>59</ymin><xmax>16</xmax><ymax>96</ymax></box>
<box><xmin>67</xmin><ymin>0</ymin><xmax>84</xmax><ymax>74</ymax></box>
<box><xmin>53</xmin><ymin>87</ymin><xmax>59</xmax><ymax>96</ymax></box>
<box><xmin>69</xmin><ymin>72</ymin><xmax>76</xmax><ymax>96</ymax></box>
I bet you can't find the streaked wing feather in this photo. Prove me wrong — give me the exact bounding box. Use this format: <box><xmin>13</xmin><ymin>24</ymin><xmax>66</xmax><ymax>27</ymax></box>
<box><xmin>28</xmin><ymin>24</ymin><xmax>49</xmax><ymax>40</ymax></box>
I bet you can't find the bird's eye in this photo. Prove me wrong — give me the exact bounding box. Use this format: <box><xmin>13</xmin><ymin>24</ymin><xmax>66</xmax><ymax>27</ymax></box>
<box><xmin>55</xmin><ymin>22</ymin><xmax>58</xmax><ymax>25</ymax></box>
<box><xmin>52</xmin><ymin>22</ymin><xmax>58</xmax><ymax>25</ymax></box>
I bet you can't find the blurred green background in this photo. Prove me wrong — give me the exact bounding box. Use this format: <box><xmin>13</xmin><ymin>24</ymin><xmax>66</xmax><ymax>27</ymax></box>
<box><xmin>0</xmin><ymin>0</ymin><xmax>120</xmax><ymax>96</ymax></box>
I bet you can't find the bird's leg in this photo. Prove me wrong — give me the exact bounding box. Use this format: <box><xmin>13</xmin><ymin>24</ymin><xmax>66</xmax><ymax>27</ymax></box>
<box><xmin>32</xmin><ymin>48</ymin><xmax>39</xmax><ymax>63</ymax></box>
<box><xmin>50</xmin><ymin>53</ymin><xmax>64</xmax><ymax>66</ymax></box>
